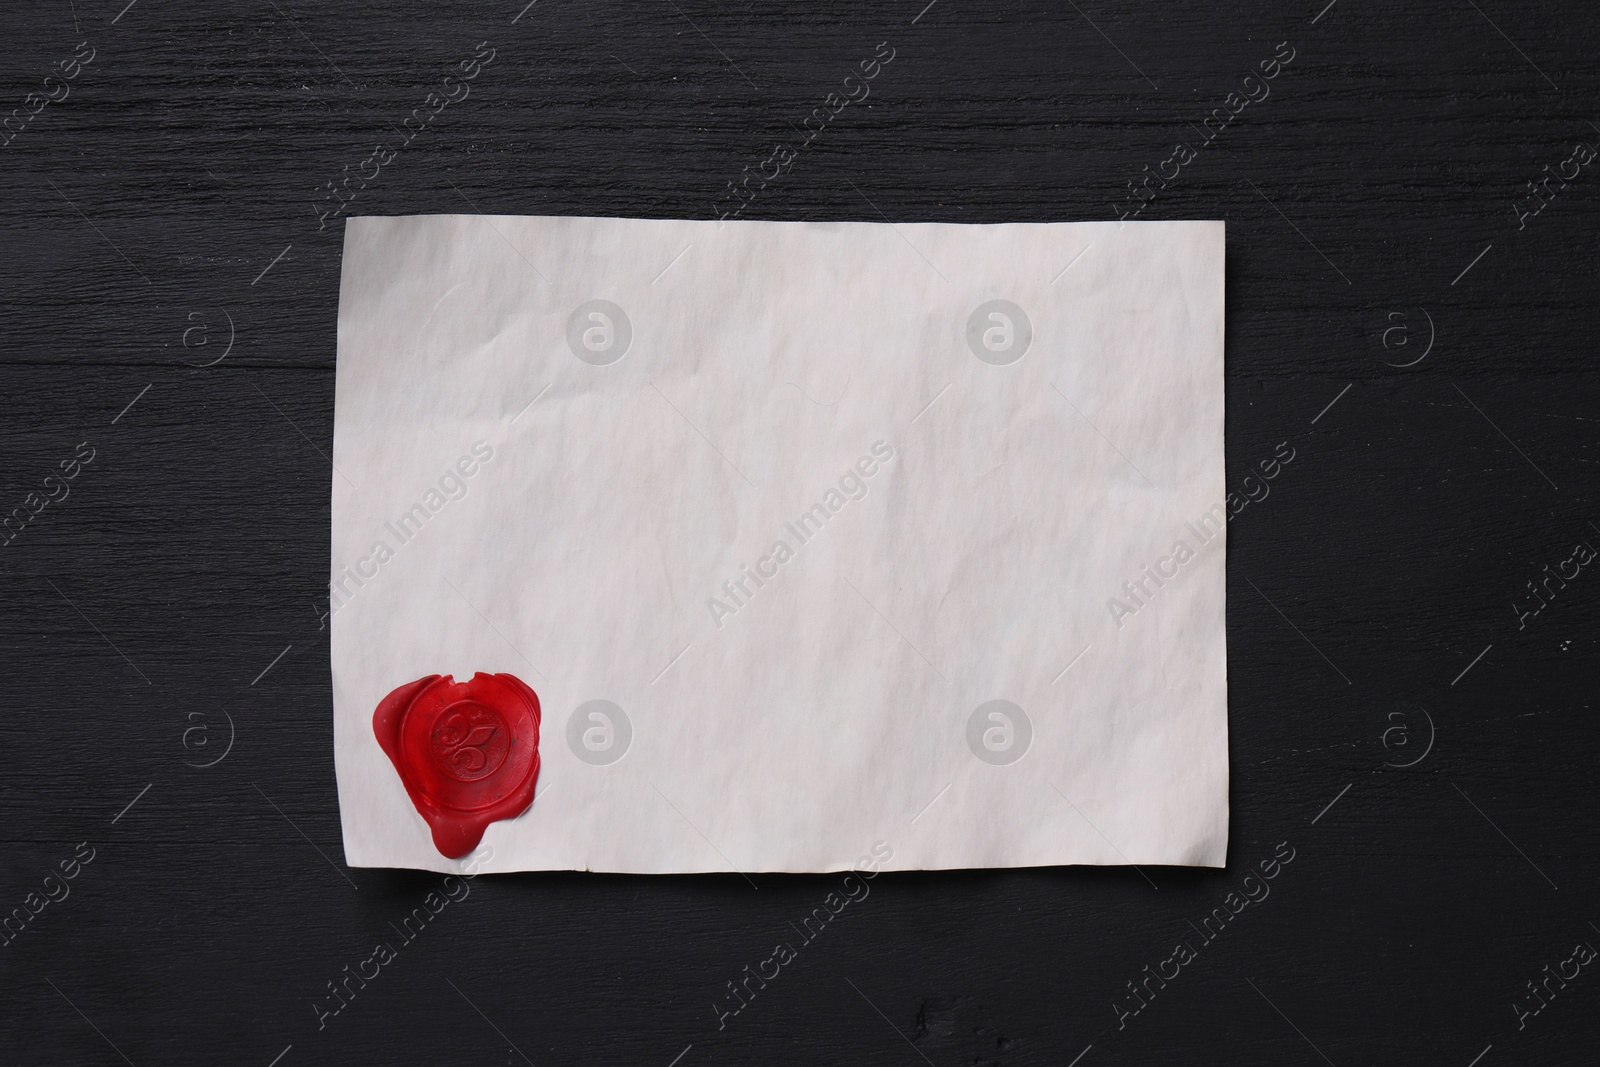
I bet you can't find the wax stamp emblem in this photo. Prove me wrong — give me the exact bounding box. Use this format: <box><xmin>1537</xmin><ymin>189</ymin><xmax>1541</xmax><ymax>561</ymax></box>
<box><xmin>373</xmin><ymin>673</ymin><xmax>541</xmax><ymax>858</ymax></box>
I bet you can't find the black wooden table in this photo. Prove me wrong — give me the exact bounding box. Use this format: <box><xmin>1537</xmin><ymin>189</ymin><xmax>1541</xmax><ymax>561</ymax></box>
<box><xmin>2</xmin><ymin>1</ymin><xmax>1597</xmax><ymax>1064</ymax></box>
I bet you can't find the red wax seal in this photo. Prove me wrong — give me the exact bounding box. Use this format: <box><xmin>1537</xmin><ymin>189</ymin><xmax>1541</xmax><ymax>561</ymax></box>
<box><xmin>373</xmin><ymin>672</ymin><xmax>541</xmax><ymax>859</ymax></box>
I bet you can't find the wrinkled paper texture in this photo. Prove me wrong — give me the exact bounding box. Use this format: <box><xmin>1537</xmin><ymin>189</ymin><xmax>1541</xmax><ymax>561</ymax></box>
<box><xmin>332</xmin><ymin>214</ymin><xmax>1227</xmax><ymax>874</ymax></box>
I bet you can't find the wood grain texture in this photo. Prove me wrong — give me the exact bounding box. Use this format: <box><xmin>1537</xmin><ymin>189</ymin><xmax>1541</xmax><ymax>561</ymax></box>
<box><xmin>1</xmin><ymin>0</ymin><xmax>1597</xmax><ymax>1063</ymax></box>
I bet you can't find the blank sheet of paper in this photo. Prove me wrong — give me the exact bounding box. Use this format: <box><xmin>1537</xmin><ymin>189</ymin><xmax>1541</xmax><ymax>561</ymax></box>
<box><xmin>331</xmin><ymin>214</ymin><xmax>1227</xmax><ymax>874</ymax></box>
